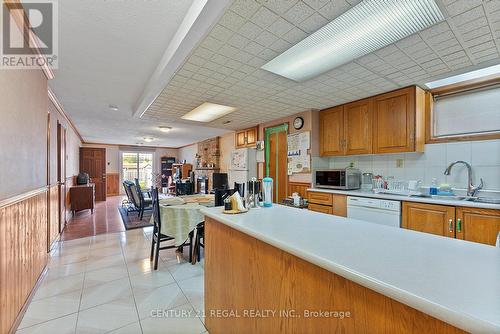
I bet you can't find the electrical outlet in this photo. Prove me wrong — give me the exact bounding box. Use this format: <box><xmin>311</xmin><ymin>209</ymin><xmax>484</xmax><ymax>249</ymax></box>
<box><xmin>349</xmin><ymin>161</ymin><xmax>357</xmax><ymax>168</ymax></box>
<box><xmin>396</xmin><ymin>159</ymin><xmax>404</xmax><ymax>168</ymax></box>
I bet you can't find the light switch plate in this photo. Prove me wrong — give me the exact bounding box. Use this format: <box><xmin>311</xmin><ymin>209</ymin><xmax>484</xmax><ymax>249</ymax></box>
<box><xmin>396</xmin><ymin>159</ymin><xmax>404</xmax><ymax>168</ymax></box>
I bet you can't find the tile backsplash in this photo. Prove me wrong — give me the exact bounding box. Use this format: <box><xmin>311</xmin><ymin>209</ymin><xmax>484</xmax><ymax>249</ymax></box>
<box><xmin>313</xmin><ymin>139</ymin><xmax>500</xmax><ymax>191</ymax></box>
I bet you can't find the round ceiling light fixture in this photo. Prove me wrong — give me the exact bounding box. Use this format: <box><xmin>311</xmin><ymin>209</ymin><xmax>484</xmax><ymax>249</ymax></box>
<box><xmin>143</xmin><ymin>137</ymin><xmax>154</xmax><ymax>143</ymax></box>
<box><xmin>159</xmin><ymin>126</ymin><xmax>172</xmax><ymax>133</ymax></box>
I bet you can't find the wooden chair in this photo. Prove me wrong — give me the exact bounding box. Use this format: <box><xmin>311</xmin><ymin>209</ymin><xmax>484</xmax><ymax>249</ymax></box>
<box><xmin>150</xmin><ymin>188</ymin><xmax>193</xmax><ymax>270</ymax></box>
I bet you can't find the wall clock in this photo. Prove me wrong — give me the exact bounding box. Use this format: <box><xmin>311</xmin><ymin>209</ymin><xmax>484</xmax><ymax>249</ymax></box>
<box><xmin>293</xmin><ymin>116</ymin><xmax>304</xmax><ymax>130</ymax></box>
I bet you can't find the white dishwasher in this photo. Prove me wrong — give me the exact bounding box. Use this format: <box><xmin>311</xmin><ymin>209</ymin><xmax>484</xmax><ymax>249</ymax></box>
<box><xmin>347</xmin><ymin>196</ymin><xmax>401</xmax><ymax>228</ymax></box>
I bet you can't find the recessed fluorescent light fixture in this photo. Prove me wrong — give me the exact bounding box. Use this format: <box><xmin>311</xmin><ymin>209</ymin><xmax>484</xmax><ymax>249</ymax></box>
<box><xmin>425</xmin><ymin>64</ymin><xmax>500</xmax><ymax>89</ymax></box>
<box><xmin>181</xmin><ymin>102</ymin><xmax>236</xmax><ymax>122</ymax></box>
<box><xmin>262</xmin><ymin>0</ymin><xmax>444</xmax><ymax>82</ymax></box>
<box><xmin>143</xmin><ymin>137</ymin><xmax>154</xmax><ymax>142</ymax></box>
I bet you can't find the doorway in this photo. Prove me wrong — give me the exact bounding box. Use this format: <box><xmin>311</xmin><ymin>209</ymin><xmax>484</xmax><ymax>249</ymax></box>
<box><xmin>80</xmin><ymin>147</ymin><xmax>107</xmax><ymax>201</ymax></box>
<box><xmin>57</xmin><ymin>122</ymin><xmax>67</xmax><ymax>233</ymax></box>
<box><xmin>265</xmin><ymin>123</ymin><xmax>288</xmax><ymax>203</ymax></box>
<box><xmin>120</xmin><ymin>152</ymin><xmax>154</xmax><ymax>189</ymax></box>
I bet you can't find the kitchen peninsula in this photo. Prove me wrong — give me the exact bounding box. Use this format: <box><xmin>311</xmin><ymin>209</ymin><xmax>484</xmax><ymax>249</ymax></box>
<box><xmin>202</xmin><ymin>205</ymin><xmax>500</xmax><ymax>334</ymax></box>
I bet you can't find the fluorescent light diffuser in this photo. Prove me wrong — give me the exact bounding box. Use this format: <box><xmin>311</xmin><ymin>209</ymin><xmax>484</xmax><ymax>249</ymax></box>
<box><xmin>181</xmin><ymin>102</ymin><xmax>236</xmax><ymax>122</ymax></box>
<box><xmin>262</xmin><ymin>0</ymin><xmax>444</xmax><ymax>81</ymax></box>
<box><xmin>425</xmin><ymin>64</ymin><xmax>500</xmax><ymax>89</ymax></box>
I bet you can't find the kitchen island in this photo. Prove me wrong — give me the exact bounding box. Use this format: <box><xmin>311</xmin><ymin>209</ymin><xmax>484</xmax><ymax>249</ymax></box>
<box><xmin>202</xmin><ymin>205</ymin><xmax>500</xmax><ymax>334</ymax></box>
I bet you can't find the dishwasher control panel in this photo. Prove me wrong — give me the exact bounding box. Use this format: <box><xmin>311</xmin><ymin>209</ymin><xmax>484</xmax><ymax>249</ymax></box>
<box><xmin>347</xmin><ymin>196</ymin><xmax>401</xmax><ymax>212</ymax></box>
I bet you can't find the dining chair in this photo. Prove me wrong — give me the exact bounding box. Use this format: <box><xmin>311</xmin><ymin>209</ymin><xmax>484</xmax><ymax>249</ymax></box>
<box><xmin>129</xmin><ymin>183</ymin><xmax>152</xmax><ymax>220</ymax></box>
<box><xmin>215</xmin><ymin>188</ymin><xmax>236</xmax><ymax>207</ymax></box>
<box><xmin>122</xmin><ymin>180</ymin><xmax>138</xmax><ymax>215</ymax></box>
<box><xmin>150</xmin><ymin>188</ymin><xmax>193</xmax><ymax>270</ymax></box>
<box><xmin>234</xmin><ymin>182</ymin><xmax>245</xmax><ymax>197</ymax></box>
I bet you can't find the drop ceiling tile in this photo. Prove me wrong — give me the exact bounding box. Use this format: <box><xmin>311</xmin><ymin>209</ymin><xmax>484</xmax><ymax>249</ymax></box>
<box><xmin>320</xmin><ymin>0</ymin><xmax>351</xmax><ymax>20</ymax></box>
<box><xmin>230</xmin><ymin>0</ymin><xmax>262</xmax><ymax>18</ymax></box>
<box><xmin>268</xmin><ymin>35</ymin><xmax>293</xmax><ymax>53</ymax></box>
<box><xmin>255</xmin><ymin>30</ymin><xmax>279</xmax><ymax>47</ymax></box>
<box><xmin>472</xmin><ymin>47</ymin><xmax>498</xmax><ymax>59</ymax></box>
<box><xmin>299</xmin><ymin>12</ymin><xmax>328</xmax><ymax>33</ymax></box>
<box><xmin>238</xmin><ymin>21</ymin><xmax>263</xmax><ymax>39</ymax></box>
<box><xmin>464</xmin><ymin>34</ymin><xmax>493</xmax><ymax>48</ymax></box>
<box><xmin>469</xmin><ymin>40</ymin><xmax>496</xmax><ymax>53</ymax></box>
<box><xmin>476</xmin><ymin>52</ymin><xmax>500</xmax><ymax>63</ymax></box>
<box><xmin>252</xmin><ymin>6</ymin><xmax>280</xmax><ymax>28</ymax></box>
<box><xmin>262</xmin><ymin>0</ymin><xmax>299</xmax><ymax>15</ymax></box>
<box><xmin>211</xmin><ymin>25</ymin><xmax>235</xmax><ymax>42</ymax></box>
<box><xmin>200</xmin><ymin>36</ymin><xmax>224</xmax><ymax>52</ymax></box>
<box><xmin>461</xmin><ymin>25</ymin><xmax>492</xmax><ymax>41</ymax></box>
<box><xmin>452</xmin><ymin>5</ymin><xmax>485</xmax><ymax>26</ymax></box>
<box><xmin>283</xmin><ymin>1</ymin><xmax>315</xmax><ymax>25</ymax></box>
<box><xmin>244</xmin><ymin>41</ymin><xmax>266</xmax><ymax>55</ymax></box>
<box><xmin>282</xmin><ymin>26</ymin><xmax>308</xmax><ymax>44</ymax></box>
<box><xmin>267</xmin><ymin>17</ymin><xmax>295</xmax><ymax>36</ymax></box>
<box><xmin>445</xmin><ymin>0</ymin><xmax>483</xmax><ymax>17</ymax></box>
<box><xmin>218</xmin><ymin>10</ymin><xmax>247</xmax><ymax>32</ymax></box>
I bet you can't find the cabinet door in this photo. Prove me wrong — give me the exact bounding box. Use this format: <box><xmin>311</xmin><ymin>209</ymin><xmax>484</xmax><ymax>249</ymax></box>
<box><xmin>402</xmin><ymin>202</ymin><xmax>455</xmax><ymax>238</ymax></box>
<box><xmin>235</xmin><ymin>131</ymin><xmax>246</xmax><ymax>148</ymax></box>
<box><xmin>246</xmin><ymin>127</ymin><xmax>257</xmax><ymax>147</ymax></box>
<box><xmin>332</xmin><ymin>194</ymin><xmax>347</xmax><ymax>217</ymax></box>
<box><xmin>344</xmin><ymin>99</ymin><xmax>373</xmax><ymax>155</ymax></box>
<box><xmin>308</xmin><ymin>203</ymin><xmax>333</xmax><ymax>215</ymax></box>
<box><xmin>456</xmin><ymin>207</ymin><xmax>500</xmax><ymax>246</ymax></box>
<box><xmin>320</xmin><ymin>106</ymin><xmax>344</xmax><ymax>156</ymax></box>
<box><xmin>373</xmin><ymin>87</ymin><xmax>415</xmax><ymax>154</ymax></box>
<box><xmin>307</xmin><ymin>191</ymin><xmax>333</xmax><ymax>206</ymax></box>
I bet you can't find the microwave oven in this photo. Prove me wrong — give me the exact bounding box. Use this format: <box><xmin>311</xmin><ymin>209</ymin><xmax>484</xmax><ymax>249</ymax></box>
<box><xmin>315</xmin><ymin>168</ymin><xmax>361</xmax><ymax>190</ymax></box>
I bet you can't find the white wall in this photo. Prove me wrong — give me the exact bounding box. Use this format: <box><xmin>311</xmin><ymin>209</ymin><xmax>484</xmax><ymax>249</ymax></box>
<box><xmin>178</xmin><ymin>144</ymin><xmax>197</xmax><ymax>166</ymax></box>
<box><xmin>320</xmin><ymin>139</ymin><xmax>500</xmax><ymax>192</ymax></box>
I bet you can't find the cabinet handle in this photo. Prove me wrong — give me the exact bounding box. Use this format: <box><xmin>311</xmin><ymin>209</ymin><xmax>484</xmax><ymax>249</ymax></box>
<box><xmin>448</xmin><ymin>219</ymin><xmax>453</xmax><ymax>233</ymax></box>
<box><xmin>456</xmin><ymin>218</ymin><xmax>462</xmax><ymax>233</ymax></box>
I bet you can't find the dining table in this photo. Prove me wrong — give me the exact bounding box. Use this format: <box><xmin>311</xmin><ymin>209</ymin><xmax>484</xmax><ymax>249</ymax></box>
<box><xmin>151</xmin><ymin>193</ymin><xmax>215</xmax><ymax>263</ymax></box>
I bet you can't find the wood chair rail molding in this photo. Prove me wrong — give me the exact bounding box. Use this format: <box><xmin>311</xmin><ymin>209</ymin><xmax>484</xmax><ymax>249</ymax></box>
<box><xmin>0</xmin><ymin>186</ymin><xmax>48</xmax><ymax>210</ymax></box>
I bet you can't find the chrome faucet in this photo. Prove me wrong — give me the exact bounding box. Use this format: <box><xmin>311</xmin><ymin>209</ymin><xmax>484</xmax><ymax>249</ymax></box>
<box><xmin>443</xmin><ymin>161</ymin><xmax>483</xmax><ymax>197</ymax></box>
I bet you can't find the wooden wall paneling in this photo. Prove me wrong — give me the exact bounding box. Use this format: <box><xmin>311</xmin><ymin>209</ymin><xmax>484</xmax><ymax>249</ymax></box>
<box><xmin>288</xmin><ymin>182</ymin><xmax>311</xmax><ymax>198</ymax></box>
<box><xmin>65</xmin><ymin>176</ymin><xmax>74</xmax><ymax>225</ymax></box>
<box><xmin>205</xmin><ymin>217</ymin><xmax>466</xmax><ymax>334</ymax></box>
<box><xmin>0</xmin><ymin>190</ymin><xmax>49</xmax><ymax>334</ymax></box>
<box><xmin>106</xmin><ymin>173</ymin><xmax>119</xmax><ymax>196</ymax></box>
<box><xmin>48</xmin><ymin>185</ymin><xmax>59</xmax><ymax>250</ymax></box>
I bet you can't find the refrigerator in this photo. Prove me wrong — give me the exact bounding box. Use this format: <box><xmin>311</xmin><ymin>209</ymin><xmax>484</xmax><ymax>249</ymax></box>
<box><xmin>229</xmin><ymin>148</ymin><xmax>257</xmax><ymax>187</ymax></box>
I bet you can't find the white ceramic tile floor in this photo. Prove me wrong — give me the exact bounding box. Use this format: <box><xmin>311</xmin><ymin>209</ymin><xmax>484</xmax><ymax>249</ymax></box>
<box><xmin>17</xmin><ymin>228</ymin><xmax>207</xmax><ymax>334</ymax></box>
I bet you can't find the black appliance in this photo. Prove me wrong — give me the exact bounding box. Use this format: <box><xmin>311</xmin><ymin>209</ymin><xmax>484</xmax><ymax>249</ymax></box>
<box><xmin>212</xmin><ymin>173</ymin><xmax>228</xmax><ymax>190</ymax></box>
<box><xmin>76</xmin><ymin>172</ymin><xmax>89</xmax><ymax>185</ymax></box>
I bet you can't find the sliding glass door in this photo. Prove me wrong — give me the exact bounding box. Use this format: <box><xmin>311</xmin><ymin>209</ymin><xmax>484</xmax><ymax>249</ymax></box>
<box><xmin>121</xmin><ymin>152</ymin><xmax>154</xmax><ymax>189</ymax></box>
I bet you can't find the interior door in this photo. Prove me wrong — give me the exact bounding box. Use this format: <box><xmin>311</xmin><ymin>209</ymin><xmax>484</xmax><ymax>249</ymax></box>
<box><xmin>266</xmin><ymin>125</ymin><xmax>288</xmax><ymax>203</ymax></box>
<box><xmin>80</xmin><ymin>148</ymin><xmax>106</xmax><ymax>201</ymax></box>
<box><xmin>57</xmin><ymin>123</ymin><xmax>67</xmax><ymax>232</ymax></box>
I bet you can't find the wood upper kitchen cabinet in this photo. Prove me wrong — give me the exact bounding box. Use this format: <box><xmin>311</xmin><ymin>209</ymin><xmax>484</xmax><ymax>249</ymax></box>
<box><xmin>320</xmin><ymin>105</ymin><xmax>344</xmax><ymax>156</ymax></box>
<box><xmin>455</xmin><ymin>207</ymin><xmax>500</xmax><ymax>246</ymax></box>
<box><xmin>344</xmin><ymin>98</ymin><xmax>373</xmax><ymax>155</ymax></box>
<box><xmin>372</xmin><ymin>86</ymin><xmax>425</xmax><ymax>154</ymax></box>
<box><xmin>402</xmin><ymin>202</ymin><xmax>456</xmax><ymax>238</ymax></box>
<box><xmin>235</xmin><ymin>126</ymin><xmax>258</xmax><ymax>148</ymax></box>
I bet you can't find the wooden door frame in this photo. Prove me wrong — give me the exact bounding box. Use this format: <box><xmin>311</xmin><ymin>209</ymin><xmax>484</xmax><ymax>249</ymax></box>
<box><xmin>57</xmin><ymin>121</ymin><xmax>67</xmax><ymax>232</ymax></box>
<box><xmin>264</xmin><ymin>123</ymin><xmax>289</xmax><ymax>202</ymax></box>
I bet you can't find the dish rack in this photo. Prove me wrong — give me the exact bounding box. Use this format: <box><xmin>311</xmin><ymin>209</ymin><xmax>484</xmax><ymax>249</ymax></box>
<box><xmin>372</xmin><ymin>178</ymin><xmax>422</xmax><ymax>196</ymax></box>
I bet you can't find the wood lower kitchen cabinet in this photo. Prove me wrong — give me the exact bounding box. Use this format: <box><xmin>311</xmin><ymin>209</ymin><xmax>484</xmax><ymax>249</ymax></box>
<box><xmin>307</xmin><ymin>191</ymin><xmax>347</xmax><ymax>217</ymax></box>
<box><xmin>403</xmin><ymin>202</ymin><xmax>500</xmax><ymax>246</ymax></box>
<box><xmin>235</xmin><ymin>126</ymin><xmax>258</xmax><ymax>148</ymax></box>
<box><xmin>402</xmin><ymin>202</ymin><xmax>455</xmax><ymax>238</ymax></box>
<box><xmin>456</xmin><ymin>207</ymin><xmax>500</xmax><ymax>246</ymax></box>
